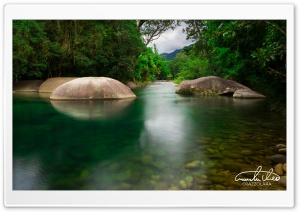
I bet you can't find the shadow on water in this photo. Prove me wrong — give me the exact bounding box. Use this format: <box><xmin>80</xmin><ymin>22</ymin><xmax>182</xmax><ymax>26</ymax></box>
<box><xmin>13</xmin><ymin>82</ymin><xmax>286</xmax><ymax>190</ymax></box>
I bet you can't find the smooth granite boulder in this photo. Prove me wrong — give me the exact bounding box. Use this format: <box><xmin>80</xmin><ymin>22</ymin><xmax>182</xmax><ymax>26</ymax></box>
<box><xmin>50</xmin><ymin>77</ymin><xmax>136</xmax><ymax>100</ymax></box>
<box><xmin>13</xmin><ymin>80</ymin><xmax>43</xmax><ymax>92</ymax></box>
<box><xmin>233</xmin><ymin>89</ymin><xmax>265</xmax><ymax>98</ymax></box>
<box><xmin>39</xmin><ymin>77</ymin><xmax>78</xmax><ymax>93</ymax></box>
<box><xmin>175</xmin><ymin>76</ymin><xmax>248</xmax><ymax>95</ymax></box>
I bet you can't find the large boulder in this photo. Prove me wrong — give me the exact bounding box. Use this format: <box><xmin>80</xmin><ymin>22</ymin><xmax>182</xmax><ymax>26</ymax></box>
<box><xmin>233</xmin><ymin>89</ymin><xmax>265</xmax><ymax>98</ymax></box>
<box><xmin>126</xmin><ymin>81</ymin><xmax>138</xmax><ymax>89</ymax></box>
<box><xmin>50</xmin><ymin>77</ymin><xmax>136</xmax><ymax>100</ymax></box>
<box><xmin>175</xmin><ymin>76</ymin><xmax>248</xmax><ymax>95</ymax></box>
<box><xmin>39</xmin><ymin>77</ymin><xmax>78</xmax><ymax>93</ymax></box>
<box><xmin>13</xmin><ymin>80</ymin><xmax>44</xmax><ymax>92</ymax></box>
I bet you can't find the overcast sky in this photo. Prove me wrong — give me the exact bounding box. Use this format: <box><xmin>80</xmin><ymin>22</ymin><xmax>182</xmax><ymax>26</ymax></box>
<box><xmin>147</xmin><ymin>23</ymin><xmax>196</xmax><ymax>54</ymax></box>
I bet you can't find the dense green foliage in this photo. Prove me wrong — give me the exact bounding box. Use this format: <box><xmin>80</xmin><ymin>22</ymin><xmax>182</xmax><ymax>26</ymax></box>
<box><xmin>135</xmin><ymin>46</ymin><xmax>171</xmax><ymax>82</ymax></box>
<box><xmin>13</xmin><ymin>20</ymin><xmax>286</xmax><ymax>109</ymax></box>
<box><xmin>13</xmin><ymin>20</ymin><xmax>170</xmax><ymax>83</ymax></box>
<box><xmin>171</xmin><ymin>20</ymin><xmax>286</xmax><ymax>101</ymax></box>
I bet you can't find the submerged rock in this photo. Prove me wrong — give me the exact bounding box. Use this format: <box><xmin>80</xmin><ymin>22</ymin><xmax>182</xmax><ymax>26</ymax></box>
<box><xmin>185</xmin><ymin>176</ymin><xmax>194</xmax><ymax>183</ymax></box>
<box><xmin>278</xmin><ymin>176</ymin><xmax>286</xmax><ymax>188</ymax></box>
<box><xmin>240</xmin><ymin>149</ymin><xmax>254</xmax><ymax>156</ymax></box>
<box><xmin>39</xmin><ymin>77</ymin><xmax>78</xmax><ymax>93</ymax></box>
<box><xmin>168</xmin><ymin>186</ymin><xmax>179</xmax><ymax>190</ymax></box>
<box><xmin>215</xmin><ymin>184</ymin><xmax>226</xmax><ymax>190</ymax></box>
<box><xmin>179</xmin><ymin>180</ymin><xmax>188</xmax><ymax>189</ymax></box>
<box><xmin>274</xmin><ymin>163</ymin><xmax>284</xmax><ymax>176</ymax></box>
<box><xmin>13</xmin><ymin>80</ymin><xmax>43</xmax><ymax>92</ymax></box>
<box><xmin>175</xmin><ymin>76</ymin><xmax>248</xmax><ymax>95</ymax></box>
<box><xmin>197</xmin><ymin>179</ymin><xmax>212</xmax><ymax>185</ymax></box>
<box><xmin>270</xmin><ymin>154</ymin><xmax>286</xmax><ymax>164</ymax></box>
<box><xmin>185</xmin><ymin>160</ymin><xmax>201</xmax><ymax>170</ymax></box>
<box><xmin>276</xmin><ymin>144</ymin><xmax>286</xmax><ymax>149</ymax></box>
<box><xmin>283</xmin><ymin>163</ymin><xmax>287</xmax><ymax>173</ymax></box>
<box><xmin>223</xmin><ymin>151</ymin><xmax>243</xmax><ymax>159</ymax></box>
<box><xmin>278</xmin><ymin>148</ymin><xmax>286</xmax><ymax>154</ymax></box>
<box><xmin>50</xmin><ymin>77</ymin><xmax>136</xmax><ymax>100</ymax></box>
<box><xmin>233</xmin><ymin>89</ymin><xmax>265</xmax><ymax>99</ymax></box>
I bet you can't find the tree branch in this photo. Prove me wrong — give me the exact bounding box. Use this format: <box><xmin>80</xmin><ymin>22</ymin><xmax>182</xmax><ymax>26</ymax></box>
<box><xmin>265</xmin><ymin>21</ymin><xmax>286</xmax><ymax>36</ymax></box>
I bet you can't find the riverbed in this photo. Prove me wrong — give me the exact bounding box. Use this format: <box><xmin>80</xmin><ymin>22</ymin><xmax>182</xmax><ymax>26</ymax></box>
<box><xmin>13</xmin><ymin>82</ymin><xmax>286</xmax><ymax>190</ymax></box>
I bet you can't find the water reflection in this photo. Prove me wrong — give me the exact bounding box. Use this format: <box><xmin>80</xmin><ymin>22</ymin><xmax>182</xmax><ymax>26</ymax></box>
<box><xmin>13</xmin><ymin>92</ymin><xmax>51</xmax><ymax>100</ymax></box>
<box><xmin>50</xmin><ymin>99</ymin><xmax>135</xmax><ymax>120</ymax></box>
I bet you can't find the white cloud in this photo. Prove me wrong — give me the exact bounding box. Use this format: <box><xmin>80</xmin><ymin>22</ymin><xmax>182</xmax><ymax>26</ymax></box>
<box><xmin>147</xmin><ymin>23</ymin><xmax>196</xmax><ymax>54</ymax></box>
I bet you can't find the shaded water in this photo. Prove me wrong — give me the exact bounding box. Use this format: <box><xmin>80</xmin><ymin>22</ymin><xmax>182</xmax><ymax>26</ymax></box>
<box><xmin>13</xmin><ymin>82</ymin><xmax>286</xmax><ymax>190</ymax></box>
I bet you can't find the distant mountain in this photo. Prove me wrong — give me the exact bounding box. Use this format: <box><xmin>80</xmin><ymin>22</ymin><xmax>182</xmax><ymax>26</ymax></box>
<box><xmin>160</xmin><ymin>49</ymin><xmax>182</xmax><ymax>60</ymax></box>
<box><xmin>160</xmin><ymin>44</ymin><xmax>194</xmax><ymax>60</ymax></box>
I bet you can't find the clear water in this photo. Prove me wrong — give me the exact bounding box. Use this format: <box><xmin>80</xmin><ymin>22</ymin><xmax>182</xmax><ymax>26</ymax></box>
<box><xmin>13</xmin><ymin>82</ymin><xmax>286</xmax><ymax>190</ymax></box>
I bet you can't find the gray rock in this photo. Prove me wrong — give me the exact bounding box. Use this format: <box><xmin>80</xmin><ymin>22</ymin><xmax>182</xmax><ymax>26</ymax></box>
<box><xmin>233</xmin><ymin>89</ymin><xmax>265</xmax><ymax>99</ymax></box>
<box><xmin>274</xmin><ymin>163</ymin><xmax>284</xmax><ymax>176</ymax></box>
<box><xmin>50</xmin><ymin>77</ymin><xmax>136</xmax><ymax>100</ymax></box>
<box><xmin>270</xmin><ymin>154</ymin><xmax>286</xmax><ymax>164</ymax></box>
<box><xmin>278</xmin><ymin>176</ymin><xmax>286</xmax><ymax>188</ymax></box>
<box><xmin>276</xmin><ymin>144</ymin><xmax>286</xmax><ymax>149</ymax></box>
<box><xmin>39</xmin><ymin>77</ymin><xmax>78</xmax><ymax>93</ymax></box>
<box><xmin>278</xmin><ymin>148</ymin><xmax>286</xmax><ymax>154</ymax></box>
<box><xmin>13</xmin><ymin>80</ymin><xmax>43</xmax><ymax>92</ymax></box>
<box><xmin>175</xmin><ymin>76</ymin><xmax>248</xmax><ymax>95</ymax></box>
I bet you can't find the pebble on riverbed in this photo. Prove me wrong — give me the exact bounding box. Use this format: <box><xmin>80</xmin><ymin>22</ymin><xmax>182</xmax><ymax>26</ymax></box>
<box><xmin>185</xmin><ymin>160</ymin><xmax>201</xmax><ymax>170</ymax></box>
<box><xmin>270</xmin><ymin>144</ymin><xmax>287</xmax><ymax>188</ymax></box>
<box><xmin>274</xmin><ymin>163</ymin><xmax>284</xmax><ymax>176</ymax></box>
<box><xmin>278</xmin><ymin>148</ymin><xmax>286</xmax><ymax>154</ymax></box>
<box><xmin>278</xmin><ymin>176</ymin><xmax>286</xmax><ymax>187</ymax></box>
<box><xmin>276</xmin><ymin>144</ymin><xmax>286</xmax><ymax>149</ymax></box>
<box><xmin>270</xmin><ymin>154</ymin><xmax>286</xmax><ymax>164</ymax></box>
<box><xmin>179</xmin><ymin>180</ymin><xmax>188</xmax><ymax>189</ymax></box>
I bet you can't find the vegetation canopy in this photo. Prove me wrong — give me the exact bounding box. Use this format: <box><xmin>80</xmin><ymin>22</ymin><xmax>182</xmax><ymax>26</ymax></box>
<box><xmin>13</xmin><ymin>20</ymin><xmax>286</xmax><ymax>111</ymax></box>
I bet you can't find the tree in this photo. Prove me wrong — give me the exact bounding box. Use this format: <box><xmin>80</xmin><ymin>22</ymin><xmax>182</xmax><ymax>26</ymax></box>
<box><xmin>137</xmin><ymin>20</ymin><xmax>181</xmax><ymax>46</ymax></box>
<box><xmin>13</xmin><ymin>20</ymin><xmax>50</xmax><ymax>81</ymax></box>
<box><xmin>135</xmin><ymin>47</ymin><xmax>171</xmax><ymax>82</ymax></box>
<box><xmin>175</xmin><ymin>20</ymin><xmax>286</xmax><ymax>99</ymax></box>
<box><xmin>13</xmin><ymin>20</ymin><xmax>146</xmax><ymax>82</ymax></box>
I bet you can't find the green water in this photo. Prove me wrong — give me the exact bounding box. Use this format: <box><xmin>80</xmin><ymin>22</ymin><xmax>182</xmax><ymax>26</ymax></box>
<box><xmin>13</xmin><ymin>82</ymin><xmax>286</xmax><ymax>190</ymax></box>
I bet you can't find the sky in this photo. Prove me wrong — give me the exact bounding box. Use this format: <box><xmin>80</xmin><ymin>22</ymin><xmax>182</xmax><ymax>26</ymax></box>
<box><xmin>147</xmin><ymin>23</ymin><xmax>196</xmax><ymax>54</ymax></box>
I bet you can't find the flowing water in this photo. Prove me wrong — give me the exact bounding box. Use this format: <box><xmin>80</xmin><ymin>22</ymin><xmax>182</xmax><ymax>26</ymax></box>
<box><xmin>13</xmin><ymin>82</ymin><xmax>286</xmax><ymax>190</ymax></box>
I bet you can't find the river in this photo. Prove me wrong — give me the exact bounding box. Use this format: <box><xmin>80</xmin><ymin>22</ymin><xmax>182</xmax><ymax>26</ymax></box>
<box><xmin>13</xmin><ymin>81</ymin><xmax>286</xmax><ymax>190</ymax></box>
